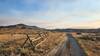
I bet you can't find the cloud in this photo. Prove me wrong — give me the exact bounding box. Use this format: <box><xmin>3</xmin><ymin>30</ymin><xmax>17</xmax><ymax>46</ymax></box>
<box><xmin>1</xmin><ymin>9</ymin><xmax>100</xmax><ymax>29</ymax></box>
<box><xmin>0</xmin><ymin>0</ymin><xmax>100</xmax><ymax>29</ymax></box>
<box><xmin>45</xmin><ymin>19</ymin><xmax>100</xmax><ymax>29</ymax></box>
<box><xmin>69</xmin><ymin>20</ymin><xmax>100</xmax><ymax>29</ymax></box>
<box><xmin>0</xmin><ymin>17</ymin><xmax>21</xmax><ymax>26</ymax></box>
<box><xmin>0</xmin><ymin>14</ymin><xmax>100</xmax><ymax>29</ymax></box>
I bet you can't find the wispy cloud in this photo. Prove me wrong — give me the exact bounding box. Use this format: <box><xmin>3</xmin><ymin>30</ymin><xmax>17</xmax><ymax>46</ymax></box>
<box><xmin>0</xmin><ymin>0</ymin><xmax>100</xmax><ymax>29</ymax></box>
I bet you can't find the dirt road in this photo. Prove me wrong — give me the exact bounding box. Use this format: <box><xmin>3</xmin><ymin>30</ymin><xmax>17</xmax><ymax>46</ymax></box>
<box><xmin>55</xmin><ymin>34</ymin><xmax>86</xmax><ymax>56</ymax></box>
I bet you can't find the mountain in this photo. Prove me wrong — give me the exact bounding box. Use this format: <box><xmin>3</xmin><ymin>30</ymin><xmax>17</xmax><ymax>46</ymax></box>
<box><xmin>0</xmin><ymin>24</ymin><xmax>44</xmax><ymax>30</ymax></box>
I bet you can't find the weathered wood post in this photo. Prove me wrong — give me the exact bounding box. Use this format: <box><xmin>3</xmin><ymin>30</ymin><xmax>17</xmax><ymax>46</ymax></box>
<box><xmin>21</xmin><ymin>34</ymin><xmax>35</xmax><ymax>51</ymax></box>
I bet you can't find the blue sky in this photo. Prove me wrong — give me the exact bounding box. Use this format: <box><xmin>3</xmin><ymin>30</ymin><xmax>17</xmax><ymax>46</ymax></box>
<box><xmin>0</xmin><ymin>0</ymin><xmax>100</xmax><ymax>29</ymax></box>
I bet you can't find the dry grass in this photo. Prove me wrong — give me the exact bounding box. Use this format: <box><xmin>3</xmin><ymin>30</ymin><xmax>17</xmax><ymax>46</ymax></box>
<box><xmin>73</xmin><ymin>33</ymin><xmax>100</xmax><ymax>56</ymax></box>
<box><xmin>0</xmin><ymin>28</ymin><xmax>66</xmax><ymax>56</ymax></box>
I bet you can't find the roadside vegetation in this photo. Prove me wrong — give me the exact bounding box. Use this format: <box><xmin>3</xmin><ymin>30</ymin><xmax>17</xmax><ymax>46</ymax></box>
<box><xmin>73</xmin><ymin>33</ymin><xmax>100</xmax><ymax>56</ymax></box>
<box><xmin>0</xmin><ymin>28</ymin><xmax>66</xmax><ymax>56</ymax></box>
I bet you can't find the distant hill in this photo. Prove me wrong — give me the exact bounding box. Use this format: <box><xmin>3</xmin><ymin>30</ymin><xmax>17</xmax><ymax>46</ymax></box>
<box><xmin>50</xmin><ymin>29</ymin><xmax>100</xmax><ymax>33</ymax></box>
<box><xmin>0</xmin><ymin>24</ymin><xmax>44</xmax><ymax>30</ymax></box>
<box><xmin>1</xmin><ymin>24</ymin><xmax>100</xmax><ymax>33</ymax></box>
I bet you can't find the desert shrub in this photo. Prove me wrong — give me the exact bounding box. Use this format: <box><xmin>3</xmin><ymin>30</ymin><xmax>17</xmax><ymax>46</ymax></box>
<box><xmin>79</xmin><ymin>36</ymin><xmax>96</xmax><ymax>41</ymax></box>
<box><xmin>96</xmin><ymin>37</ymin><xmax>100</xmax><ymax>41</ymax></box>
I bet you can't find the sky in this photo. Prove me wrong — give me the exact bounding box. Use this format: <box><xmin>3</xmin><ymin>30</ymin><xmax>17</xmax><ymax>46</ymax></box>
<box><xmin>0</xmin><ymin>0</ymin><xmax>100</xmax><ymax>29</ymax></box>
